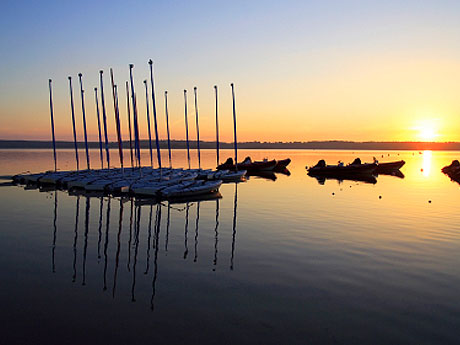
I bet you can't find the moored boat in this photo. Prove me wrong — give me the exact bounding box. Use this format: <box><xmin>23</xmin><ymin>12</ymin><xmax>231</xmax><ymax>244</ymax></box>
<box><xmin>307</xmin><ymin>159</ymin><xmax>377</xmax><ymax>176</ymax></box>
<box><xmin>160</xmin><ymin>180</ymin><xmax>223</xmax><ymax>199</ymax></box>
<box><xmin>273</xmin><ymin>158</ymin><xmax>291</xmax><ymax>171</ymax></box>
<box><xmin>375</xmin><ymin>160</ymin><xmax>405</xmax><ymax>173</ymax></box>
<box><xmin>217</xmin><ymin>157</ymin><xmax>276</xmax><ymax>171</ymax></box>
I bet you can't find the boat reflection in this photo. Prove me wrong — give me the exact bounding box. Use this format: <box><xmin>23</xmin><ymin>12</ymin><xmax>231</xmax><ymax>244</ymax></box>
<box><xmin>308</xmin><ymin>173</ymin><xmax>378</xmax><ymax>185</ymax></box>
<box><xmin>246</xmin><ymin>171</ymin><xmax>277</xmax><ymax>181</ymax></box>
<box><xmin>375</xmin><ymin>170</ymin><xmax>405</xmax><ymax>179</ymax></box>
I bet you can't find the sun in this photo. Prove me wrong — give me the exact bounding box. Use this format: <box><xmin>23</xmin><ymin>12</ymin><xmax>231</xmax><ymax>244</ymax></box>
<box><xmin>419</xmin><ymin>126</ymin><xmax>436</xmax><ymax>141</ymax></box>
<box><xmin>412</xmin><ymin>119</ymin><xmax>440</xmax><ymax>142</ymax></box>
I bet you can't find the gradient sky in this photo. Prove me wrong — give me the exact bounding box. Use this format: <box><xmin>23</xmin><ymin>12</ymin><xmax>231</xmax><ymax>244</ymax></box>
<box><xmin>1</xmin><ymin>0</ymin><xmax>459</xmax><ymax>143</ymax></box>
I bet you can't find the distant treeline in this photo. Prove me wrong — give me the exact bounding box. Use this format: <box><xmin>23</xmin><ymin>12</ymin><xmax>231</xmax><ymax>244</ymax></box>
<box><xmin>1</xmin><ymin>140</ymin><xmax>460</xmax><ymax>151</ymax></box>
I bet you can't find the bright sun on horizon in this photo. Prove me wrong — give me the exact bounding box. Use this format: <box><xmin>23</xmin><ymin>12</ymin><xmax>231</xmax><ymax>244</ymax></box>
<box><xmin>412</xmin><ymin>119</ymin><xmax>441</xmax><ymax>142</ymax></box>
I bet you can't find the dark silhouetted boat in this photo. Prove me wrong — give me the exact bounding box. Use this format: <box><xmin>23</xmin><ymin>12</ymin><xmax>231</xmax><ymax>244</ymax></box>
<box><xmin>442</xmin><ymin>160</ymin><xmax>460</xmax><ymax>184</ymax></box>
<box><xmin>273</xmin><ymin>158</ymin><xmax>291</xmax><ymax>171</ymax></box>
<box><xmin>375</xmin><ymin>160</ymin><xmax>405</xmax><ymax>173</ymax></box>
<box><xmin>307</xmin><ymin>158</ymin><xmax>377</xmax><ymax>177</ymax></box>
<box><xmin>217</xmin><ymin>157</ymin><xmax>277</xmax><ymax>171</ymax></box>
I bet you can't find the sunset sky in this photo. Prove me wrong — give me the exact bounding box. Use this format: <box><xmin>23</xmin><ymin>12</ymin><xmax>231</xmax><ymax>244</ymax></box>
<box><xmin>1</xmin><ymin>0</ymin><xmax>459</xmax><ymax>143</ymax></box>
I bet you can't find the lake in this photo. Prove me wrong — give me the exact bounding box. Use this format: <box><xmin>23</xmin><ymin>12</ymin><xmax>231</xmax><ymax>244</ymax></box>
<box><xmin>0</xmin><ymin>148</ymin><xmax>459</xmax><ymax>344</ymax></box>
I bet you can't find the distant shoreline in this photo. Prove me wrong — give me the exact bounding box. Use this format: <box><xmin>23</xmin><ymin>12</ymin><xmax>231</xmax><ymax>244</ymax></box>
<box><xmin>1</xmin><ymin>140</ymin><xmax>460</xmax><ymax>151</ymax></box>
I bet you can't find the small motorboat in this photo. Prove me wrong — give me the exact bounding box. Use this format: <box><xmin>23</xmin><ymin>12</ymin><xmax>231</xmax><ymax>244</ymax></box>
<box><xmin>374</xmin><ymin>159</ymin><xmax>405</xmax><ymax>173</ymax></box>
<box><xmin>217</xmin><ymin>157</ymin><xmax>276</xmax><ymax>172</ymax></box>
<box><xmin>442</xmin><ymin>160</ymin><xmax>460</xmax><ymax>184</ymax></box>
<box><xmin>307</xmin><ymin>158</ymin><xmax>377</xmax><ymax>176</ymax></box>
<box><xmin>442</xmin><ymin>160</ymin><xmax>460</xmax><ymax>175</ymax></box>
<box><xmin>273</xmin><ymin>158</ymin><xmax>291</xmax><ymax>172</ymax></box>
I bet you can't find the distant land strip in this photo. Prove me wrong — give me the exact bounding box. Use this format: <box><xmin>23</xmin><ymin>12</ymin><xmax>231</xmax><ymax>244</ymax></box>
<box><xmin>1</xmin><ymin>140</ymin><xmax>460</xmax><ymax>151</ymax></box>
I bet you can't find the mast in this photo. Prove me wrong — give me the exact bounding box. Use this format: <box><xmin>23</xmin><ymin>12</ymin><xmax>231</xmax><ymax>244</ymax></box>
<box><xmin>68</xmin><ymin>76</ymin><xmax>79</xmax><ymax>171</ymax></box>
<box><xmin>183</xmin><ymin>90</ymin><xmax>191</xmax><ymax>170</ymax></box>
<box><xmin>148</xmin><ymin>59</ymin><xmax>162</xmax><ymax>170</ymax></box>
<box><xmin>128</xmin><ymin>64</ymin><xmax>141</xmax><ymax>167</ymax></box>
<box><xmin>164</xmin><ymin>91</ymin><xmax>172</xmax><ymax>168</ymax></box>
<box><xmin>125</xmin><ymin>81</ymin><xmax>134</xmax><ymax>167</ymax></box>
<box><xmin>110</xmin><ymin>68</ymin><xmax>124</xmax><ymax>170</ymax></box>
<box><xmin>214</xmin><ymin>85</ymin><xmax>219</xmax><ymax>166</ymax></box>
<box><xmin>99</xmin><ymin>71</ymin><xmax>110</xmax><ymax>169</ymax></box>
<box><xmin>94</xmin><ymin>88</ymin><xmax>104</xmax><ymax>169</ymax></box>
<box><xmin>48</xmin><ymin>79</ymin><xmax>57</xmax><ymax>171</ymax></box>
<box><xmin>114</xmin><ymin>85</ymin><xmax>124</xmax><ymax>170</ymax></box>
<box><xmin>194</xmin><ymin>87</ymin><xmax>201</xmax><ymax>169</ymax></box>
<box><xmin>143</xmin><ymin>80</ymin><xmax>154</xmax><ymax>167</ymax></box>
<box><xmin>78</xmin><ymin>73</ymin><xmax>90</xmax><ymax>170</ymax></box>
<box><xmin>231</xmin><ymin>83</ymin><xmax>238</xmax><ymax>171</ymax></box>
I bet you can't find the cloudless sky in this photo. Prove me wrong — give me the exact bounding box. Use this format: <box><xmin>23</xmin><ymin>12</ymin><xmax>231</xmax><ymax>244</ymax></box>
<box><xmin>1</xmin><ymin>0</ymin><xmax>459</xmax><ymax>142</ymax></box>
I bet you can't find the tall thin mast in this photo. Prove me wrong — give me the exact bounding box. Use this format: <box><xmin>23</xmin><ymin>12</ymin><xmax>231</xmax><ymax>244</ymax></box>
<box><xmin>133</xmin><ymin>93</ymin><xmax>142</xmax><ymax>168</ymax></box>
<box><xmin>214</xmin><ymin>85</ymin><xmax>219</xmax><ymax>166</ymax></box>
<box><xmin>183</xmin><ymin>89</ymin><xmax>191</xmax><ymax>170</ymax></box>
<box><xmin>114</xmin><ymin>84</ymin><xmax>124</xmax><ymax>170</ymax></box>
<box><xmin>110</xmin><ymin>68</ymin><xmax>124</xmax><ymax>170</ymax></box>
<box><xmin>143</xmin><ymin>80</ymin><xmax>154</xmax><ymax>167</ymax></box>
<box><xmin>231</xmin><ymin>83</ymin><xmax>238</xmax><ymax>171</ymax></box>
<box><xmin>164</xmin><ymin>91</ymin><xmax>172</xmax><ymax>168</ymax></box>
<box><xmin>68</xmin><ymin>76</ymin><xmax>79</xmax><ymax>171</ymax></box>
<box><xmin>194</xmin><ymin>87</ymin><xmax>201</xmax><ymax>169</ymax></box>
<box><xmin>48</xmin><ymin>79</ymin><xmax>57</xmax><ymax>171</ymax></box>
<box><xmin>99</xmin><ymin>71</ymin><xmax>110</xmax><ymax>169</ymax></box>
<box><xmin>78</xmin><ymin>73</ymin><xmax>90</xmax><ymax>170</ymax></box>
<box><xmin>148</xmin><ymin>59</ymin><xmax>162</xmax><ymax>170</ymax></box>
<box><xmin>126</xmin><ymin>81</ymin><xmax>134</xmax><ymax>167</ymax></box>
<box><xmin>128</xmin><ymin>64</ymin><xmax>141</xmax><ymax>167</ymax></box>
<box><xmin>94</xmin><ymin>87</ymin><xmax>104</xmax><ymax>168</ymax></box>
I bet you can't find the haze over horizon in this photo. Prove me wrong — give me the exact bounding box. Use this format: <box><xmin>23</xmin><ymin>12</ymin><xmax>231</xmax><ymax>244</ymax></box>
<box><xmin>1</xmin><ymin>1</ymin><xmax>459</xmax><ymax>143</ymax></box>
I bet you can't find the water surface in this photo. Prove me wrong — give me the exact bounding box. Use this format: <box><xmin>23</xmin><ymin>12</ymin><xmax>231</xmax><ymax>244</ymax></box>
<box><xmin>0</xmin><ymin>149</ymin><xmax>459</xmax><ymax>344</ymax></box>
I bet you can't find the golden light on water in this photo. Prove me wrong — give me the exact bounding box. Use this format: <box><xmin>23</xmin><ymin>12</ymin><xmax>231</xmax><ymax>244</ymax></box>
<box><xmin>422</xmin><ymin>150</ymin><xmax>432</xmax><ymax>177</ymax></box>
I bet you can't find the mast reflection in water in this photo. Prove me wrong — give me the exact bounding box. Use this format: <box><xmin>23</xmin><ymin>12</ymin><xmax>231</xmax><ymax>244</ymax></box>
<box><xmin>48</xmin><ymin>187</ymin><xmax>239</xmax><ymax>310</ymax></box>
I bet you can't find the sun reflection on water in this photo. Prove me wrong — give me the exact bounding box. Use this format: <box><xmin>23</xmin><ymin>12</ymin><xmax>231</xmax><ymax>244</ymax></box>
<box><xmin>422</xmin><ymin>150</ymin><xmax>432</xmax><ymax>177</ymax></box>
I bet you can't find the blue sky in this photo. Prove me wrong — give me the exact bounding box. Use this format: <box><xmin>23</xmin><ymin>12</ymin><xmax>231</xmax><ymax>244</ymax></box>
<box><xmin>1</xmin><ymin>0</ymin><xmax>459</xmax><ymax>141</ymax></box>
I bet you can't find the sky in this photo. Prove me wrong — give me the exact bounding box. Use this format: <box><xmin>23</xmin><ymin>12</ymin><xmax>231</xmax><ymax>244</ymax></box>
<box><xmin>0</xmin><ymin>0</ymin><xmax>459</xmax><ymax>143</ymax></box>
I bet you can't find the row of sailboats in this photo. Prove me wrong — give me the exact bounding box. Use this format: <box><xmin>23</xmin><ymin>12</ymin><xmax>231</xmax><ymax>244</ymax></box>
<box><xmin>16</xmin><ymin>61</ymin><xmax>246</xmax><ymax>199</ymax></box>
<box><xmin>50</xmin><ymin>183</ymin><xmax>238</xmax><ymax>308</ymax></box>
<box><xmin>48</xmin><ymin>61</ymin><xmax>238</xmax><ymax>171</ymax></box>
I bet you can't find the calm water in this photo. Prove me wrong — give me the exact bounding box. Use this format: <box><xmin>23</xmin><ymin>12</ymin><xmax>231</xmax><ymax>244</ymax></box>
<box><xmin>1</xmin><ymin>149</ymin><xmax>459</xmax><ymax>344</ymax></box>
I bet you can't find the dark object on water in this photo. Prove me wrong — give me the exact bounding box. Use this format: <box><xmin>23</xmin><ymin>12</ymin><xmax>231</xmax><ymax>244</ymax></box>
<box><xmin>376</xmin><ymin>170</ymin><xmax>405</xmax><ymax>179</ymax></box>
<box><xmin>350</xmin><ymin>158</ymin><xmax>362</xmax><ymax>165</ymax></box>
<box><xmin>442</xmin><ymin>160</ymin><xmax>460</xmax><ymax>174</ymax></box>
<box><xmin>218</xmin><ymin>156</ymin><xmax>290</xmax><ymax>172</ymax></box>
<box><xmin>441</xmin><ymin>160</ymin><xmax>460</xmax><ymax>184</ymax></box>
<box><xmin>310</xmin><ymin>173</ymin><xmax>377</xmax><ymax>185</ymax></box>
<box><xmin>273</xmin><ymin>158</ymin><xmax>291</xmax><ymax>172</ymax></box>
<box><xmin>375</xmin><ymin>160</ymin><xmax>405</xmax><ymax>173</ymax></box>
<box><xmin>275</xmin><ymin>167</ymin><xmax>291</xmax><ymax>176</ymax></box>
<box><xmin>307</xmin><ymin>159</ymin><xmax>377</xmax><ymax>176</ymax></box>
<box><xmin>246</xmin><ymin>171</ymin><xmax>277</xmax><ymax>181</ymax></box>
<box><xmin>217</xmin><ymin>157</ymin><xmax>277</xmax><ymax>171</ymax></box>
